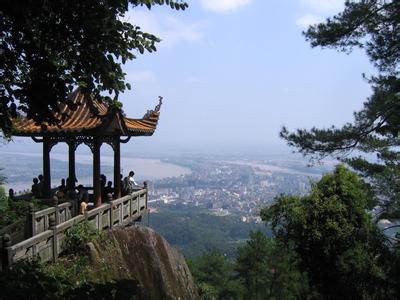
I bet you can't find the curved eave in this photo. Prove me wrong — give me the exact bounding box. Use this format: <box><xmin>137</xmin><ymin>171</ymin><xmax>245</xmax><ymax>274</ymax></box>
<box><xmin>10</xmin><ymin>90</ymin><xmax>162</xmax><ymax>137</ymax></box>
<box><xmin>11</xmin><ymin>118</ymin><xmax>103</xmax><ymax>136</ymax></box>
<box><xmin>11</xmin><ymin>88</ymin><xmax>108</xmax><ymax>136</ymax></box>
<box><xmin>124</xmin><ymin>111</ymin><xmax>160</xmax><ymax>136</ymax></box>
<box><xmin>12</xmin><ymin>112</ymin><xmax>160</xmax><ymax>137</ymax></box>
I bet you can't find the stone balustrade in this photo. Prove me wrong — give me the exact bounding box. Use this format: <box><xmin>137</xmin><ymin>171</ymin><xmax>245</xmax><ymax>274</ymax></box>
<box><xmin>1</xmin><ymin>187</ymin><xmax>148</xmax><ymax>269</ymax></box>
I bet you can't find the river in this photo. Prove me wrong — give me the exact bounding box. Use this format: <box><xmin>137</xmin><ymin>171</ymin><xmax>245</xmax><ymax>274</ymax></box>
<box><xmin>1</xmin><ymin>152</ymin><xmax>191</xmax><ymax>193</ymax></box>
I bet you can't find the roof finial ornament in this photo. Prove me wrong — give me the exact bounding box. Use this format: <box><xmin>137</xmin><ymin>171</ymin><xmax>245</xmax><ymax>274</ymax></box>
<box><xmin>142</xmin><ymin>96</ymin><xmax>163</xmax><ymax>119</ymax></box>
<box><xmin>155</xmin><ymin>96</ymin><xmax>163</xmax><ymax>112</ymax></box>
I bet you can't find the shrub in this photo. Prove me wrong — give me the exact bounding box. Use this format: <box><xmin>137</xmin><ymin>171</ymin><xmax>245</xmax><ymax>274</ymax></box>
<box><xmin>65</xmin><ymin>221</ymin><xmax>101</xmax><ymax>254</ymax></box>
<box><xmin>0</xmin><ymin>260</ymin><xmax>64</xmax><ymax>299</ymax></box>
<box><xmin>0</xmin><ymin>259</ymin><xmax>139</xmax><ymax>299</ymax></box>
<box><xmin>0</xmin><ymin>196</ymin><xmax>48</xmax><ymax>228</ymax></box>
<box><xmin>0</xmin><ymin>186</ymin><xmax>8</xmax><ymax>212</ymax></box>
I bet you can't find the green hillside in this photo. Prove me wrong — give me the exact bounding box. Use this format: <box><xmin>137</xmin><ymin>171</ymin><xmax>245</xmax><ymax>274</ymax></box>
<box><xmin>148</xmin><ymin>203</ymin><xmax>270</xmax><ymax>258</ymax></box>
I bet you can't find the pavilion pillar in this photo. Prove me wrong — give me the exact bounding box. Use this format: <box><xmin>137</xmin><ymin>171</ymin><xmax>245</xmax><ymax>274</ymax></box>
<box><xmin>93</xmin><ymin>139</ymin><xmax>102</xmax><ymax>207</ymax></box>
<box><xmin>113</xmin><ymin>137</ymin><xmax>121</xmax><ymax>199</ymax></box>
<box><xmin>68</xmin><ymin>141</ymin><xmax>76</xmax><ymax>190</ymax></box>
<box><xmin>43</xmin><ymin>138</ymin><xmax>51</xmax><ymax>198</ymax></box>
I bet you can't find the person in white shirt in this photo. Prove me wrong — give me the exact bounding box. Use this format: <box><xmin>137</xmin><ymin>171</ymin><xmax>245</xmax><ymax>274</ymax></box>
<box><xmin>123</xmin><ymin>171</ymin><xmax>140</xmax><ymax>195</ymax></box>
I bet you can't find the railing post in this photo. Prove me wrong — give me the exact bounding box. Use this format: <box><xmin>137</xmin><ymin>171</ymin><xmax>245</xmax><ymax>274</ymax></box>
<box><xmin>97</xmin><ymin>209</ymin><xmax>101</xmax><ymax>230</ymax></box>
<box><xmin>129</xmin><ymin>193</ymin><xmax>132</xmax><ymax>218</ymax></box>
<box><xmin>110</xmin><ymin>201</ymin><xmax>114</xmax><ymax>229</ymax></box>
<box><xmin>144</xmin><ymin>181</ymin><xmax>148</xmax><ymax>209</ymax></box>
<box><xmin>49</xmin><ymin>216</ymin><xmax>57</xmax><ymax>262</ymax></box>
<box><xmin>106</xmin><ymin>194</ymin><xmax>113</xmax><ymax>228</ymax></box>
<box><xmin>2</xmin><ymin>234</ymin><xmax>12</xmax><ymax>269</ymax></box>
<box><xmin>53</xmin><ymin>196</ymin><xmax>59</xmax><ymax>225</ymax></box>
<box><xmin>119</xmin><ymin>200</ymin><xmax>123</xmax><ymax>225</ymax></box>
<box><xmin>26</xmin><ymin>203</ymin><xmax>36</xmax><ymax>238</ymax></box>
<box><xmin>107</xmin><ymin>193</ymin><xmax>113</xmax><ymax>203</ymax></box>
<box><xmin>137</xmin><ymin>191</ymin><xmax>140</xmax><ymax>212</ymax></box>
<box><xmin>67</xmin><ymin>189</ymin><xmax>78</xmax><ymax>217</ymax></box>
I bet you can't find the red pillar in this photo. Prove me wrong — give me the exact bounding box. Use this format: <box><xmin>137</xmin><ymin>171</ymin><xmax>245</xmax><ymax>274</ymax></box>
<box><xmin>68</xmin><ymin>141</ymin><xmax>76</xmax><ymax>190</ymax></box>
<box><xmin>43</xmin><ymin>138</ymin><xmax>51</xmax><ymax>198</ymax></box>
<box><xmin>113</xmin><ymin>137</ymin><xmax>121</xmax><ymax>199</ymax></box>
<box><xmin>93</xmin><ymin>139</ymin><xmax>102</xmax><ymax>207</ymax></box>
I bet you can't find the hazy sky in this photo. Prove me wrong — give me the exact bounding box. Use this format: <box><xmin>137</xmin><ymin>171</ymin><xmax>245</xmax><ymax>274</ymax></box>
<box><xmin>4</xmin><ymin>0</ymin><xmax>375</xmax><ymax>156</ymax></box>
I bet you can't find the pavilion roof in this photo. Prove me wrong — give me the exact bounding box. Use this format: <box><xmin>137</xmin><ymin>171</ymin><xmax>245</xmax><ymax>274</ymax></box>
<box><xmin>11</xmin><ymin>89</ymin><xmax>162</xmax><ymax>137</ymax></box>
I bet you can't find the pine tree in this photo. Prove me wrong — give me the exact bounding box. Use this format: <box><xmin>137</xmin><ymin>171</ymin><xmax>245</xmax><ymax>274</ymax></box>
<box><xmin>281</xmin><ymin>0</ymin><xmax>400</xmax><ymax>214</ymax></box>
<box><xmin>188</xmin><ymin>250</ymin><xmax>244</xmax><ymax>299</ymax></box>
<box><xmin>235</xmin><ymin>231</ymin><xmax>311</xmax><ymax>299</ymax></box>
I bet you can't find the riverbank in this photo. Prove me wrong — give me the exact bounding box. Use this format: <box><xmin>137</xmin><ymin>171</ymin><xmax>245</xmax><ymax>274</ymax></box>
<box><xmin>1</xmin><ymin>152</ymin><xmax>191</xmax><ymax>193</ymax></box>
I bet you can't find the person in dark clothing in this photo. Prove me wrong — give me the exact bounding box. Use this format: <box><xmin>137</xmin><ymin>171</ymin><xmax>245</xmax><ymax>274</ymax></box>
<box><xmin>103</xmin><ymin>181</ymin><xmax>114</xmax><ymax>200</ymax></box>
<box><xmin>8</xmin><ymin>188</ymin><xmax>14</xmax><ymax>200</ymax></box>
<box><xmin>77</xmin><ymin>185</ymin><xmax>89</xmax><ymax>206</ymax></box>
<box><xmin>37</xmin><ymin>174</ymin><xmax>44</xmax><ymax>195</ymax></box>
<box><xmin>31</xmin><ymin>177</ymin><xmax>41</xmax><ymax>198</ymax></box>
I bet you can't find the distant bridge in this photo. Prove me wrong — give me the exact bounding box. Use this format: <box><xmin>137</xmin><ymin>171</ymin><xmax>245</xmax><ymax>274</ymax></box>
<box><xmin>0</xmin><ymin>188</ymin><xmax>148</xmax><ymax>270</ymax></box>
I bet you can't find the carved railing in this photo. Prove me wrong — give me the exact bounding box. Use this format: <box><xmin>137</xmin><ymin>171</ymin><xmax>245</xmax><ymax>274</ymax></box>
<box><xmin>29</xmin><ymin>202</ymin><xmax>74</xmax><ymax>236</ymax></box>
<box><xmin>1</xmin><ymin>188</ymin><xmax>148</xmax><ymax>269</ymax></box>
<box><xmin>0</xmin><ymin>220</ymin><xmax>26</xmax><ymax>247</ymax></box>
<box><xmin>0</xmin><ymin>201</ymin><xmax>73</xmax><ymax>247</ymax></box>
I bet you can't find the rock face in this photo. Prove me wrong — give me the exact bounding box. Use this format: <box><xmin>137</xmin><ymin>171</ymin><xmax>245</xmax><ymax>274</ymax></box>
<box><xmin>90</xmin><ymin>226</ymin><xmax>198</xmax><ymax>300</ymax></box>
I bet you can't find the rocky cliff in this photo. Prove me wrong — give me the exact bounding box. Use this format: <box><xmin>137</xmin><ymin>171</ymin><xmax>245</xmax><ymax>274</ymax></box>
<box><xmin>89</xmin><ymin>225</ymin><xmax>198</xmax><ymax>300</ymax></box>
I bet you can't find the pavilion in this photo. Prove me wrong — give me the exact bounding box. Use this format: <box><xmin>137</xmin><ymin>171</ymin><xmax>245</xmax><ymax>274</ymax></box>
<box><xmin>11</xmin><ymin>88</ymin><xmax>162</xmax><ymax>207</ymax></box>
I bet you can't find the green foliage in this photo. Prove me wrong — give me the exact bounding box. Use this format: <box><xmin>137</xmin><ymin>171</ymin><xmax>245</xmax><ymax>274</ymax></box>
<box><xmin>304</xmin><ymin>0</ymin><xmax>399</xmax><ymax>73</ymax></box>
<box><xmin>236</xmin><ymin>231</ymin><xmax>312</xmax><ymax>299</ymax></box>
<box><xmin>383</xmin><ymin>240</ymin><xmax>400</xmax><ymax>298</ymax></box>
<box><xmin>261</xmin><ymin>165</ymin><xmax>387</xmax><ymax>298</ymax></box>
<box><xmin>0</xmin><ymin>196</ymin><xmax>48</xmax><ymax>227</ymax></box>
<box><xmin>0</xmin><ymin>259</ymin><xmax>139</xmax><ymax>300</ymax></box>
<box><xmin>280</xmin><ymin>0</ymin><xmax>400</xmax><ymax>214</ymax></box>
<box><xmin>0</xmin><ymin>221</ymin><xmax>136</xmax><ymax>299</ymax></box>
<box><xmin>1</xmin><ymin>0</ymin><xmax>187</xmax><ymax>136</ymax></box>
<box><xmin>64</xmin><ymin>221</ymin><xmax>101</xmax><ymax>254</ymax></box>
<box><xmin>188</xmin><ymin>250</ymin><xmax>244</xmax><ymax>299</ymax></box>
<box><xmin>42</xmin><ymin>222</ymin><xmax>115</xmax><ymax>293</ymax></box>
<box><xmin>236</xmin><ymin>231</ymin><xmax>271</xmax><ymax>298</ymax></box>
<box><xmin>63</xmin><ymin>279</ymin><xmax>139</xmax><ymax>300</ymax></box>
<box><xmin>0</xmin><ymin>260</ymin><xmax>64</xmax><ymax>300</ymax></box>
<box><xmin>149</xmin><ymin>205</ymin><xmax>270</xmax><ymax>258</ymax></box>
<box><xmin>0</xmin><ymin>186</ymin><xmax>8</xmax><ymax>212</ymax></box>
<box><xmin>0</xmin><ymin>169</ymin><xmax>5</xmax><ymax>185</ymax></box>
<box><xmin>189</xmin><ymin>231</ymin><xmax>313</xmax><ymax>299</ymax></box>
<box><xmin>11</xmin><ymin>198</ymin><xmax>47</xmax><ymax>217</ymax></box>
<box><xmin>43</xmin><ymin>255</ymin><xmax>95</xmax><ymax>288</ymax></box>
<box><xmin>1</xmin><ymin>221</ymin><xmax>103</xmax><ymax>294</ymax></box>
<box><xmin>0</xmin><ymin>191</ymin><xmax>17</xmax><ymax>228</ymax></box>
